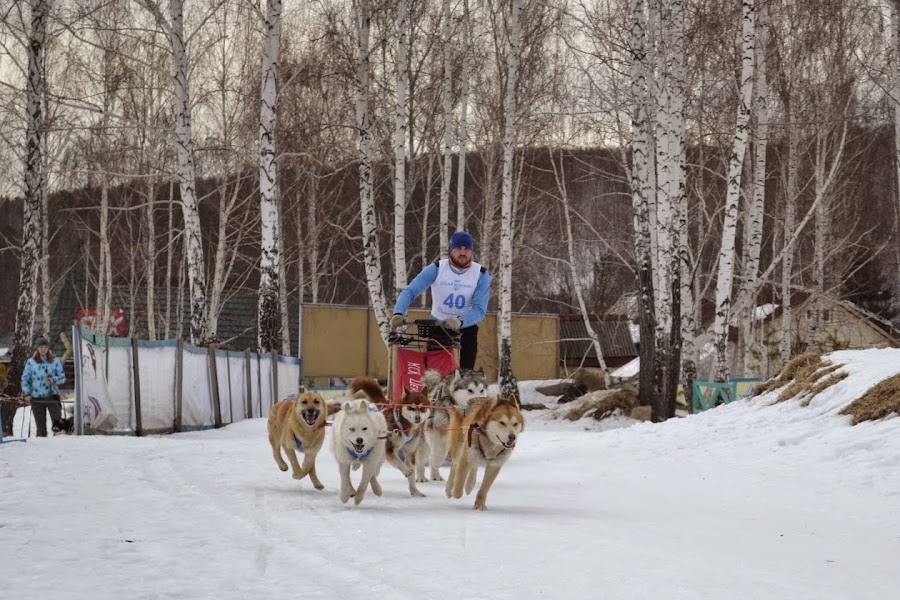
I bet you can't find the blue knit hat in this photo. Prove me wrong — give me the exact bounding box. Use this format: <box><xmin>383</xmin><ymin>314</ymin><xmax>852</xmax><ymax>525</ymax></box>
<box><xmin>449</xmin><ymin>231</ymin><xmax>474</xmax><ymax>252</ymax></box>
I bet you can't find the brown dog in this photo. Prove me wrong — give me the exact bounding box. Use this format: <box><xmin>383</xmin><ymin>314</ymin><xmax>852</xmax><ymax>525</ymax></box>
<box><xmin>268</xmin><ymin>391</ymin><xmax>328</xmax><ymax>489</ymax></box>
<box><xmin>446</xmin><ymin>395</ymin><xmax>524</xmax><ymax>510</ymax></box>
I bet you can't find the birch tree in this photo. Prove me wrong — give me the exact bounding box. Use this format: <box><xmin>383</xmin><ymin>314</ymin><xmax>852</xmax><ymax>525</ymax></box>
<box><xmin>892</xmin><ymin>1</ymin><xmax>900</xmax><ymax>288</ymax></box>
<box><xmin>393</xmin><ymin>0</ymin><xmax>410</xmax><ymax>292</ymax></box>
<box><xmin>738</xmin><ymin>0</ymin><xmax>769</xmax><ymax>374</ymax></box>
<box><xmin>629</xmin><ymin>0</ymin><xmax>657</xmax><ymax>410</ymax></box>
<box><xmin>648</xmin><ymin>0</ymin><xmax>685</xmax><ymax>421</ymax></box>
<box><xmin>608</xmin><ymin>0</ymin><xmax>686</xmax><ymax>420</ymax></box>
<box><xmin>439</xmin><ymin>0</ymin><xmax>454</xmax><ymax>255</ymax></box>
<box><xmin>258</xmin><ymin>0</ymin><xmax>283</xmax><ymax>352</ymax></box>
<box><xmin>355</xmin><ymin>0</ymin><xmax>391</xmax><ymax>344</ymax></box>
<box><xmin>712</xmin><ymin>0</ymin><xmax>755</xmax><ymax>383</ymax></box>
<box><xmin>136</xmin><ymin>0</ymin><xmax>208</xmax><ymax>345</ymax></box>
<box><xmin>498</xmin><ymin>0</ymin><xmax>523</xmax><ymax>398</ymax></box>
<box><xmin>1</xmin><ymin>0</ymin><xmax>46</xmax><ymax>435</ymax></box>
<box><xmin>456</xmin><ymin>0</ymin><xmax>471</xmax><ymax>231</ymax></box>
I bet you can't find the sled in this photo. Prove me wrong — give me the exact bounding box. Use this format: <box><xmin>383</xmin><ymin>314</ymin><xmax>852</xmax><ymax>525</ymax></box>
<box><xmin>386</xmin><ymin>319</ymin><xmax>460</xmax><ymax>403</ymax></box>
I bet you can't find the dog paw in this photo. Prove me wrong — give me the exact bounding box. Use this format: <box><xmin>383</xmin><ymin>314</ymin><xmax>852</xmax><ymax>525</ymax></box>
<box><xmin>278</xmin><ymin>464</ymin><xmax>288</xmax><ymax>472</ymax></box>
<box><xmin>292</xmin><ymin>471</ymin><xmax>304</xmax><ymax>480</ymax></box>
<box><xmin>411</xmin><ymin>489</ymin><xmax>426</xmax><ymax>498</ymax></box>
<box><xmin>354</xmin><ymin>492</ymin><xmax>366</xmax><ymax>505</ymax></box>
<box><xmin>340</xmin><ymin>493</ymin><xmax>352</xmax><ymax>503</ymax></box>
<box><xmin>431</xmin><ymin>472</ymin><xmax>444</xmax><ymax>482</ymax></box>
<box><xmin>313</xmin><ymin>481</ymin><xmax>325</xmax><ymax>490</ymax></box>
<box><xmin>473</xmin><ymin>502</ymin><xmax>488</xmax><ymax>511</ymax></box>
<box><xmin>416</xmin><ymin>475</ymin><xmax>429</xmax><ymax>483</ymax></box>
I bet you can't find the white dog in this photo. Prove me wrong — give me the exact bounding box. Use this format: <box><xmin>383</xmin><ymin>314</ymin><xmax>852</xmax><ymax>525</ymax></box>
<box><xmin>330</xmin><ymin>397</ymin><xmax>388</xmax><ymax>505</ymax></box>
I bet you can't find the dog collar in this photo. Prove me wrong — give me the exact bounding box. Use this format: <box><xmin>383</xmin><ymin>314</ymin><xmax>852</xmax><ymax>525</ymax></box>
<box><xmin>348</xmin><ymin>446</ymin><xmax>374</xmax><ymax>461</ymax></box>
<box><xmin>471</xmin><ymin>426</ymin><xmax>507</xmax><ymax>460</ymax></box>
<box><xmin>293</xmin><ymin>434</ymin><xmax>303</xmax><ymax>449</ymax></box>
<box><xmin>392</xmin><ymin>407</ymin><xmax>418</xmax><ymax>444</ymax></box>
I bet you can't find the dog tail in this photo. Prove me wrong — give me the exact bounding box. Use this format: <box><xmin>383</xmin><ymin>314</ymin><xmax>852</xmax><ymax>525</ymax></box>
<box><xmin>423</xmin><ymin>369</ymin><xmax>443</xmax><ymax>391</ymax></box>
<box><xmin>349</xmin><ymin>376</ymin><xmax>387</xmax><ymax>404</ymax></box>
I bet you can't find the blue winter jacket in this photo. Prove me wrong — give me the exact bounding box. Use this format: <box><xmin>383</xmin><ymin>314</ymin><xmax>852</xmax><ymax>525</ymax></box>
<box><xmin>21</xmin><ymin>355</ymin><xmax>66</xmax><ymax>398</ymax></box>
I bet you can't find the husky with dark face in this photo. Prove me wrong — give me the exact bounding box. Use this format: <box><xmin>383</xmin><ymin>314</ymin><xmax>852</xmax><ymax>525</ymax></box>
<box><xmin>382</xmin><ymin>386</ymin><xmax>432</xmax><ymax>496</ymax></box>
<box><xmin>267</xmin><ymin>391</ymin><xmax>328</xmax><ymax>490</ymax></box>
<box><xmin>422</xmin><ymin>368</ymin><xmax>488</xmax><ymax>481</ymax></box>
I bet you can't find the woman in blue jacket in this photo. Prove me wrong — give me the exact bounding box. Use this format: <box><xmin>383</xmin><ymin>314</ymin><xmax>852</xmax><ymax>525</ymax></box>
<box><xmin>21</xmin><ymin>336</ymin><xmax>66</xmax><ymax>437</ymax></box>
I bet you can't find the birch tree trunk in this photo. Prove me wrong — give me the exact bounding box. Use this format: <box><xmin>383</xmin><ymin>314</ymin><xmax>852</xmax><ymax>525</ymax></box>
<box><xmin>258</xmin><ymin>0</ymin><xmax>283</xmax><ymax>353</ymax></box>
<box><xmin>712</xmin><ymin>0</ymin><xmax>755</xmax><ymax>383</ymax></box>
<box><xmin>893</xmin><ymin>2</ymin><xmax>900</xmax><ymax>290</ymax></box>
<box><xmin>165</xmin><ymin>180</ymin><xmax>175</xmax><ymax>338</ymax></box>
<box><xmin>674</xmin><ymin>0</ymin><xmax>693</xmax><ymax>409</ymax></box>
<box><xmin>145</xmin><ymin>177</ymin><xmax>157</xmax><ymax>340</ymax></box>
<box><xmin>307</xmin><ymin>173</ymin><xmax>320</xmax><ymax>304</ymax></box>
<box><xmin>630</xmin><ymin>0</ymin><xmax>656</xmax><ymax>410</ymax></box>
<box><xmin>2</xmin><ymin>0</ymin><xmax>46</xmax><ymax>435</ymax></box>
<box><xmin>171</xmin><ymin>0</ymin><xmax>208</xmax><ymax>345</ymax></box>
<box><xmin>739</xmin><ymin>0</ymin><xmax>769</xmax><ymax>375</ymax></box>
<box><xmin>138</xmin><ymin>0</ymin><xmax>209</xmax><ymax>345</ymax></box>
<box><xmin>356</xmin><ymin>0</ymin><xmax>391</xmax><ymax>344</ymax></box>
<box><xmin>440</xmin><ymin>0</ymin><xmax>454</xmax><ymax>256</ymax></box>
<box><xmin>393</xmin><ymin>0</ymin><xmax>410</xmax><ymax>291</ymax></box>
<box><xmin>649</xmin><ymin>0</ymin><xmax>684</xmax><ymax>421</ymax></box>
<box><xmin>498</xmin><ymin>0</ymin><xmax>523</xmax><ymax>399</ymax></box>
<box><xmin>456</xmin><ymin>0</ymin><xmax>470</xmax><ymax>231</ymax></box>
<box><xmin>97</xmin><ymin>180</ymin><xmax>113</xmax><ymax>334</ymax></box>
<box><xmin>278</xmin><ymin>199</ymin><xmax>290</xmax><ymax>355</ymax></box>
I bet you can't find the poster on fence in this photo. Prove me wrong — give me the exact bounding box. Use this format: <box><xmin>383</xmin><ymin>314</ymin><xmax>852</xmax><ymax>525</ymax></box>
<box><xmin>79</xmin><ymin>340</ymin><xmax>118</xmax><ymax>432</ymax></box>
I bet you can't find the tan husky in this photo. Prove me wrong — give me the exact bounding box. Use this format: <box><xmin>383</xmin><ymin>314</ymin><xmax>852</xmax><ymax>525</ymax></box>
<box><xmin>268</xmin><ymin>391</ymin><xmax>328</xmax><ymax>489</ymax></box>
<box><xmin>446</xmin><ymin>395</ymin><xmax>524</xmax><ymax>510</ymax></box>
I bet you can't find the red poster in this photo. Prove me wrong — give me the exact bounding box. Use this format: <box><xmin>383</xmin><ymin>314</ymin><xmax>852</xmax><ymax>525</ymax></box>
<box><xmin>393</xmin><ymin>348</ymin><xmax>426</xmax><ymax>402</ymax></box>
<box><xmin>76</xmin><ymin>307</ymin><xmax>127</xmax><ymax>337</ymax></box>
<box><xmin>393</xmin><ymin>347</ymin><xmax>459</xmax><ymax>402</ymax></box>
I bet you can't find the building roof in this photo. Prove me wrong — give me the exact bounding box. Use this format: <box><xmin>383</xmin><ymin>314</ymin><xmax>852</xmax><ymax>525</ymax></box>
<box><xmin>558</xmin><ymin>316</ymin><xmax>637</xmax><ymax>361</ymax></box>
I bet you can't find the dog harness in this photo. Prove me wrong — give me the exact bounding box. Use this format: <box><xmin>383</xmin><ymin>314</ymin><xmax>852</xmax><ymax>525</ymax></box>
<box><xmin>293</xmin><ymin>434</ymin><xmax>303</xmax><ymax>449</ymax></box>
<box><xmin>391</xmin><ymin>407</ymin><xmax>419</xmax><ymax>445</ymax></box>
<box><xmin>347</xmin><ymin>446</ymin><xmax>375</xmax><ymax>461</ymax></box>
<box><xmin>469</xmin><ymin>424</ymin><xmax>508</xmax><ymax>460</ymax></box>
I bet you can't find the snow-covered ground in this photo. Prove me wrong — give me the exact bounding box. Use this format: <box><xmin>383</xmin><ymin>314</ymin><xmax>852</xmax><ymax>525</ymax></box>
<box><xmin>2</xmin><ymin>349</ymin><xmax>899</xmax><ymax>599</ymax></box>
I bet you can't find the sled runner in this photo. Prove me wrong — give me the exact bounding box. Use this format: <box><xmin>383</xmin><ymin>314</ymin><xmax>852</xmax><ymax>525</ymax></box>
<box><xmin>387</xmin><ymin>319</ymin><xmax>460</xmax><ymax>402</ymax></box>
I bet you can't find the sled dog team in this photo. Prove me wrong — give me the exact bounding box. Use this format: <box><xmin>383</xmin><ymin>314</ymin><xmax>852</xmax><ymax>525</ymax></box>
<box><xmin>267</xmin><ymin>368</ymin><xmax>524</xmax><ymax>510</ymax></box>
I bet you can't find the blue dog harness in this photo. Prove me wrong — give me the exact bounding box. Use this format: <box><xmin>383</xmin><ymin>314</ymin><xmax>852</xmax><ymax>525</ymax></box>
<box><xmin>347</xmin><ymin>446</ymin><xmax>375</xmax><ymax>461</ymax></box>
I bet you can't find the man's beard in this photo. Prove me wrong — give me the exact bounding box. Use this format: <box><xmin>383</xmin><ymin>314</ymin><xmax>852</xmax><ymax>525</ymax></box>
<box><xmin>450</xmin><ymin>255</ymin><xmax>471</xmax><ymax>269</ymax></box>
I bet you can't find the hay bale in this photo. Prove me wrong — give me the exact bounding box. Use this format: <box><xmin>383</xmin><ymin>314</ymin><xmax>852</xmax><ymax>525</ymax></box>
<box><xmin>840</xmin><ymin>374</ymin><xmax>900</xmax><ymax>424</ymax></box>
<box><xmin>777</xmin><ymin>359</ymin><xmax>846</xmax><ymax>403</ymax></box>
<box><xmin>755</xmin><ymin>352</ymin><xmax>822</xmax><ymax>396</ymax></box>
<box><xmin>555</xmin><ymin>383</ymin><xmax>588</xmax><ymax>404</ymax></box>
<box><xmin>534</xmin><ymin>381</ymin><xmax>574</xmax><ymax>396</ymax></box>
<box><xmin>630</xmin><ymin>405</ymin><xmax>652</xmax><ymax>422</ymax></box>
<box><xmin>573</xmin><ymin>368</ymin><xmax>607</xmax><ymax>392</ymax></box>
<box><xmin>589</xmin><ymin>388</ymin><xmax>638</xmax><ymax>421</ymax></box>
<box><xmin>801</xmin><ymin>372</ymin><xmax>849</xmax><ymax>406</ymax></box>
